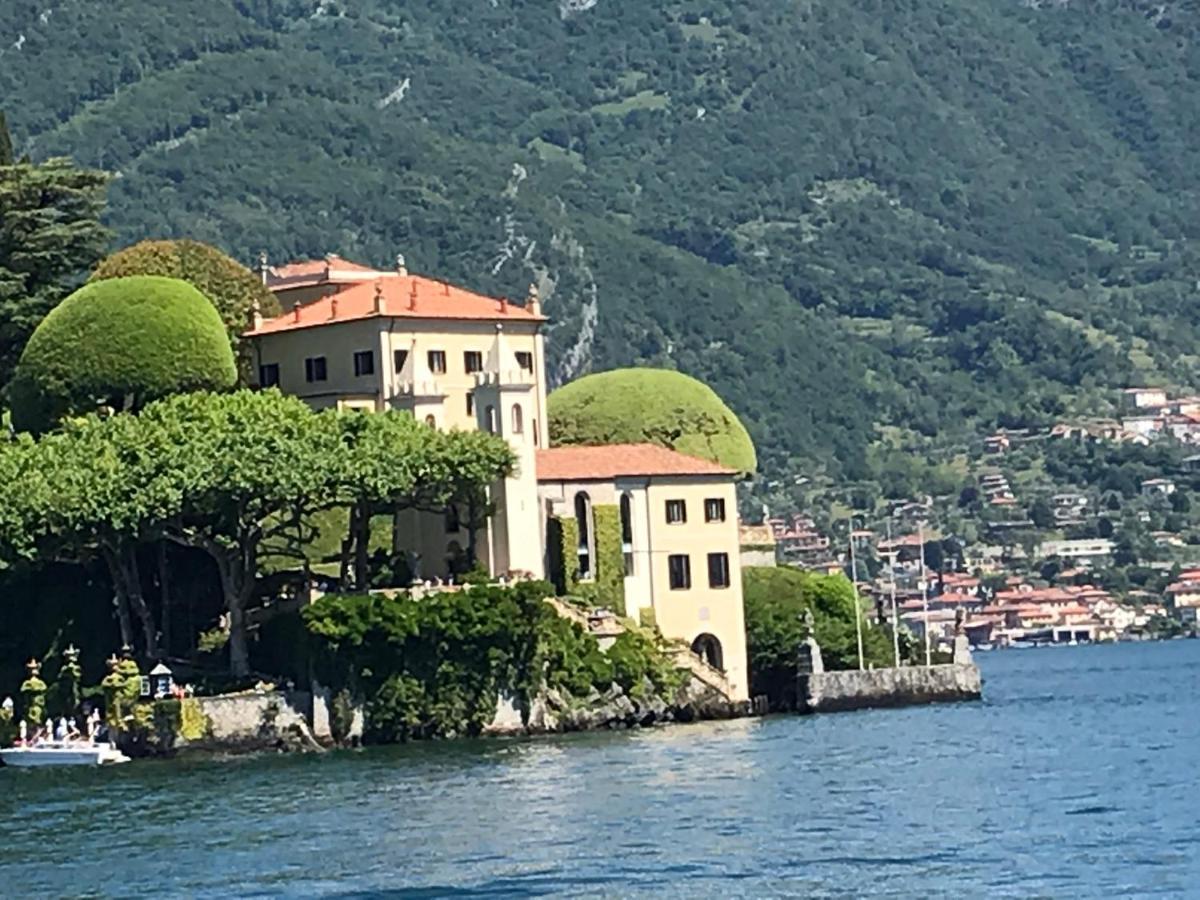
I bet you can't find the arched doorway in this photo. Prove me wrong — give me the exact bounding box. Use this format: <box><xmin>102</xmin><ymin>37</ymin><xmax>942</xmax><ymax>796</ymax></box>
<box><xmin>692</xmin><ymin>633</ymin><xmax>723</xmax><ymax>670</ymax></box>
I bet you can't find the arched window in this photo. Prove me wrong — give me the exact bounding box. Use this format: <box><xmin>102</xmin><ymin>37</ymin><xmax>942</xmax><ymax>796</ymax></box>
<box><xmin>511</xmin><ymin>403</ymin><xmax>524</xmax><ymax>435</ymax></box>
<box><xmin>484</xmin><ymin>405</ymin><xmax>496</xmax><ymax>433</ymax></box>
<box><xmin>574</xmin><ymin>491</ymin><xmax>593</xmax><ymax>581</ymax></box>
<box><xmin>619</xmin><ymin>492</ymin><xmax>635</xmax><ymax>576</ymax></box>
<box><xmin>424</xmin><ymin>414</ymin><xmax>436</xmax><ymax>428</ymax></box>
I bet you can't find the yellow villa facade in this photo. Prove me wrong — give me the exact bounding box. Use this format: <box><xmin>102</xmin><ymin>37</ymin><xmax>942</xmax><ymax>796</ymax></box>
<box><xmin>245</xmin><ymin>254</ymin><xmax>748</xmax><ymax>700</ymax></box>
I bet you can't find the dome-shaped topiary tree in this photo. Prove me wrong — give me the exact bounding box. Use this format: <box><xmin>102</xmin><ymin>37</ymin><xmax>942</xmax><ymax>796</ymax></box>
<box><xmin>90</xmin><ymin>239</ymin><xmax>280</xmax><ymax>348</ymax></box>
<box><xmin>10</xmin><ymin>276</ymin><xmax>238</xmax><ymax>433</ymax></box>
<box><xmin>548</xmin><ymin>367</ymin><xmax>757</xmax><ymax>474</ymax></box>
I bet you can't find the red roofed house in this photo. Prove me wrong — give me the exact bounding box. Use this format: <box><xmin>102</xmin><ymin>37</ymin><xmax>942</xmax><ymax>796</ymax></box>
<box><xmin>244</xmin><ymin>256</ymin><xmax>750</xmax><ymax>700</ymax></box>
<box><xmin>536</xmin><ymin>444</ymin><xmax>748</xmax><ymax>700</ymax></box>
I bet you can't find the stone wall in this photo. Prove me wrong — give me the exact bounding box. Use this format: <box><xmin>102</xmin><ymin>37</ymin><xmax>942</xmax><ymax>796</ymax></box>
<box><xmin>799</xmin><ymin>663</ymin><xmax>981</xmax><ymax>714</ymax></box>
<box><xmin>189</xmin><ymin>690</ymin><xmax>314</xmax><ymax>748</ymax></box>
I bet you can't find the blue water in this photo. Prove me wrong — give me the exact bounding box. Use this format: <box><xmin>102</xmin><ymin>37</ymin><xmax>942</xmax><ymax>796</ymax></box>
<box><xmin>4</xmin><ymin>640</ymin><xmax>1199</xmax><ymax>898</ymax></box>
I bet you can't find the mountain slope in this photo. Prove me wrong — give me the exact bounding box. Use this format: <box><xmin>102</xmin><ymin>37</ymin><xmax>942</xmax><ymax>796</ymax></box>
<box><xmin>4</xmin><ymin>0</ymin><xmax>1200</xmax><ymax>487</ymax></box>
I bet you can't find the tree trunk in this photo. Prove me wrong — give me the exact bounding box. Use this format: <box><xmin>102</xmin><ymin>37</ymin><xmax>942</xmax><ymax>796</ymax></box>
<box><xmin>121</xmin><ymin>545</ymin><xmax>159</xmax><ymax>662</ymax></box>
<box><xmin>227</xmin><ymin>598</ymin><xmax>250</xmax><ymax>678</ymax></box>
<box><xmin>353</xmin><ymin>501</ymin><xmax>371</xmax><ymax>590</ymax></box>
<box><xmin>112</xmin><ymin>589</ymin><xmax>134</xmax><ymax>651</ymax></box>
<box><xmin>157</xmin><ymin>542</ymin><xmax>171</xmax><ymax>657</ymax></box>
<box><xmin>101</xmin><ymin>542</ymin><xmax>158</xmax><ymax>660</ymax></box>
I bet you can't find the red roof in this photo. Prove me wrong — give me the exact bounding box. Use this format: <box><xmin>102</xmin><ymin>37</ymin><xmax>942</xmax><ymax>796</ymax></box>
<box><xmin>246</xmin><ymin>274</ymin><xmax>544</xmax><ymax>336</ymax></box>
<box><xmin>269</xmin><ymin>255</ymin><xmax>380</xmax><ymax>285</ymax></box>
<box><xmin>536</xmin><ymin>444</ymin><xmax>733</xmax><ymax>481</ymax></box>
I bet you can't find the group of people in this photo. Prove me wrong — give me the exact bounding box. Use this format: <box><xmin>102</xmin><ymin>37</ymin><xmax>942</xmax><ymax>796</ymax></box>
<box><xmin>3</xmin><ymin>699</ymin><xmax>110</xmax><ymax>747</ymax></box>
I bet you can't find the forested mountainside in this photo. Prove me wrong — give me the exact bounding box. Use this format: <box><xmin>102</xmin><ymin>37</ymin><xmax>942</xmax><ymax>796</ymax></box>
<box><xmin>5</xmin><ymin>0</ymin><xmax>1200</xmax><ymax>486</ymax></box>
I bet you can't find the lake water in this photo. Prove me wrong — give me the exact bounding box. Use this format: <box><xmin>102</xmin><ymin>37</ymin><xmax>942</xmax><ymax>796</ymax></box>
<box><xmin>4</xmin><ymin>640</ymin><xmax>1200</xmax><ymax>898</ymax></box>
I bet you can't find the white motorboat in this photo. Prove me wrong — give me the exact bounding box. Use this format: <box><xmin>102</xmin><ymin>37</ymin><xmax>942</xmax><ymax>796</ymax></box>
<box><xmin>0</xmin><ymin>741</ymin><xmax>130</xmax><ymax>768</ymax></box>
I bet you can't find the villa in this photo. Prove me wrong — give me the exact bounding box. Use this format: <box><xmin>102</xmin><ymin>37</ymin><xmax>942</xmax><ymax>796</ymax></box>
<box><xmin>244</xmin><ymin>254</ymin><xmax>750</xmax><ymax>700</ymax></box>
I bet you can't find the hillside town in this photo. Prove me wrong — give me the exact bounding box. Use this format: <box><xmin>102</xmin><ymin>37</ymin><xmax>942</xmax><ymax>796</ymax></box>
<box><xmin>749</xmin><ymin>383</ymin><xmax>1200</xmax><ymax>652</ymax></box>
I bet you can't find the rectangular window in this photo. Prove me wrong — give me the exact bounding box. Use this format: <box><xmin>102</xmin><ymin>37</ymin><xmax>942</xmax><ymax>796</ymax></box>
<box><xmin>258</xmin><ymin>363</ymin><xmax>280</xmax><ymax>388</ymax></box>
<box><xmin>466</xmin><ymin>392</ymin><xmax>475</xmax><ymax>416</ymax></box>
<box><xmin>428</xmin><ymin>350</ymin><xmax>447</xmax><ymax>374</ymax></box>
<box><xmin>705</xmin><ymin>498</ymin><xmax>726</xmax><ymax>523</ymax></box>
<box><xmin>353</xmin><ymin>350</ymin><xmax>374</xmax><ymax>377</ymax></box>
<box><xmin>393</xmin><ymin>349</ymin><xmax>409</xmax><ymax>374</ymax></box>
<box><xmin>515</xmin><ymin>351</ymin><xmax>533</xmax><ymax>372</ymax></box>
<box><xmin>666</xmin><ymin>499</ymin><xmax>687</xmax><ymax>524</ymax></box>
<box><xmin>464</xmin><ymin>350</ymin><xmax>483</xmax><ymax>374</ymax></box>
<box><xmin>304</xmin><ymin>356</ymin><xmax>327</xmax><ymax>383</ymax></box>
<box><xmin>668</xmin><ymin>554</ymin><xmax>692</xmax><ymax>590</ymax></box>
<box><xmin>708</xmin><ymin>552</ymin><xmax>731</xmax><ymax>589</ymax></box>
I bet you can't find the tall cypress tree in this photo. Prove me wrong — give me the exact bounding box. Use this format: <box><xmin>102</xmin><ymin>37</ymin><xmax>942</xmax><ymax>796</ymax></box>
<box><xmin>0</xmin><ymin>111</ymin><xmax>111</xmax><ymax>397</ymax></box>
<box><xmin>0</xmin><ymin>112</ymin><xmax>13</xmax><ymax>166</ymax></box>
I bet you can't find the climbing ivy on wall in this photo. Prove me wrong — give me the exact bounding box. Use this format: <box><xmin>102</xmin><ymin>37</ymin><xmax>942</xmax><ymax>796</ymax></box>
<box><xmin>552</xmin><ymin>505</ymin><xmax>626</xmax><ymax>616</ymax></box>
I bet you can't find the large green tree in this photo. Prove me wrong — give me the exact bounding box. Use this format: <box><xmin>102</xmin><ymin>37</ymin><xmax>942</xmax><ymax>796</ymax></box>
<box><xmin>9</xmin><ymin>275</ymin><xmax>238</xmax><ymax>433</ymax></box>
<box><xmin>0</xmin><ymin>113</ymin><xmax>109</xmax><ymax>394</ymax></box>
<box><xmin>548</xmin><ymin>368</ymin><xmax>757</xmax><ymax>474</ymax></box>
<box><xmin>90</xmin><ymin>239</ymin><xmax>280</xmax><ymax>368</ymax></box>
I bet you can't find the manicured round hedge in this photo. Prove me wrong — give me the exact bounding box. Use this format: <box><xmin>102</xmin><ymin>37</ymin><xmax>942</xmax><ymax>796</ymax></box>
<box><xmin>90</xmin><ymin>239</ymin><xmax>279</xmax><ymax>339</ymax></box>
<box><xmin>10</xmin><ymin>276</ymin><xmax>238</xmax><ymax>433</ymax></box>
<box><xmin>547</xmin><ymin>367</ymin><xmax>757</xmax><ymax>474</ymax></box>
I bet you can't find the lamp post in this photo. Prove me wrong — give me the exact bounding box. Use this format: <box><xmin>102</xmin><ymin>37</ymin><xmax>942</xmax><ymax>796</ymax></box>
<box><xmin>886</xmin><ymin>517</ymin><xmax>900</xmax><ymax>668</ymax></box>
<box><xmin>918</xmin><ymin>520</ymin><xmax>932</xmax><ymax>667</ymax></box>
<box><xmin>848</xmin><ymin>517</ymin><xmax>865</xmax><ymax>671</ymax></box>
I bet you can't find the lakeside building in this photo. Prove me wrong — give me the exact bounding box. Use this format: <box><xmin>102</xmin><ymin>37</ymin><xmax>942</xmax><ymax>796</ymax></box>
<box><xmin>244</xmin><ymin>254</ymin><xmax>749</xmax><ymax>700</ymax></box>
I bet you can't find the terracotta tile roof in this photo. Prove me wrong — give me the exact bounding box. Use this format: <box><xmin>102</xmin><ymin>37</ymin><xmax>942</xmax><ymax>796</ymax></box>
<box><xmin>268</xmin><ymin>255</ymin><xmax>381</xmax><ymax>284</ymax></box>
<box><xmin>536</xmin><ymin>444</ymin><xmax>734</xmax><ymax>481</ymax></box>
<box><xmin>246</xmin><ymin>274</ymin><xmax>544</xmax><ymax>336</ymax></box>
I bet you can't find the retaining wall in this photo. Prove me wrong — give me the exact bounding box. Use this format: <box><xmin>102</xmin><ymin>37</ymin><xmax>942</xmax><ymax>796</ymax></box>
<box><xmin>799</xmin><ymin>663</ymin><xmax>981</xmax><ymax>713</ymax></box>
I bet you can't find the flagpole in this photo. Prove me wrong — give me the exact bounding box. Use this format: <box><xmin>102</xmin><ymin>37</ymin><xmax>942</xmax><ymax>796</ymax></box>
<box><xmin>918</xmin><ymin>520</ymin><xmax>931</xmax><ymax>667</ymax></box>
<box><xmin>849</xmin><ymin>517</ymin><xmax>865</xmax><ymax>671</ymax></box>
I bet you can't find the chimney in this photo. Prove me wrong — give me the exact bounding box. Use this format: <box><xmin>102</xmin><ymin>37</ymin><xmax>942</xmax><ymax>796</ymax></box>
<box><xmin>395</xmin><ymin>253</ymin><xmax>408</xmax><ymax>277</ymax></box>
<box><xmin>526</xmin><ymin>283</ymin><xmax>541</xmax><ymax>316</ymax></box>
<box><xmin>292</xmin><ymin>301</ymin><xmax>301</xmax><ymax>323</ymax></box>
<box><xmin>329</xmin><ymin>297</ymin><xmax>339</xmax><ymax>319</ymax></box>
<box><xmin>250</xmin><ymin>296</ymin><xmax>263</xmax><ymax>330</ymax></box>
<box><xmin>409</xmin><ymin>281</ymin><xmax>418</xmax><ymax>311</ymax></box>
<box><xmin>374</xmin><ymin>280</ymin><xmax>385</xmax><ymax>314</ymax></box>
<box><xmin>258</xmin><ymin>250</ymin><xmax>269</xmax><ymax>286</ymax></box>
<box><xmin>499</xmin><ymin>296</ymin><xmax>508</xmax><ymax>314</ymax></box>
<box><xmin>442</xmin><ymin>281</ymin><xmax>449</xmax><ymax>296</ymax></box>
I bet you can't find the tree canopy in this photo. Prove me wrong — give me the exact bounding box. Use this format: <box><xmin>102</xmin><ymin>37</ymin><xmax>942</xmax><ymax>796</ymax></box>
<box><xmin>742</xmin><ymin>565</ymin><xmax>898</xmax><ymax>709</ymax></box>
<box><xmin>548</xmin><ymin>367</ymin><xmax>757</xmax><ymax>474</ymax></box>
<box><xmin>0</xmin><ymin>114</ymin><xmax>109</xmax><ymax>396</ymax></box>
<box><xmin>0</xmin><ymin>390</ymin><xmax>515</xmax><ymax>674</ymax></box>
<box><xmin>90</xmin><ymin>239</ymin><xmax>280</xmax><ymax>351</ymax></box>
<box><xmin>9</xmin><ymin>275</ymin><xmax>237</xmax><ymax>433</ymax></box>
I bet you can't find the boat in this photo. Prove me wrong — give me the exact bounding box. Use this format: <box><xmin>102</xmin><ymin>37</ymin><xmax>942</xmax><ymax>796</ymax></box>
<box><xmin>0</xmin><ymin>741</ymin><xmax>130</xmax><ymax>768</ymax></box>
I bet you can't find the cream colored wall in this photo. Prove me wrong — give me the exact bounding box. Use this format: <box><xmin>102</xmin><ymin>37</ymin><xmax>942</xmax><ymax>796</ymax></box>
<box><xmin>251</xmin><ymin>318</ymin><xmax>386</xmax><ymax>410</ymax></box>
<box><xmin>383</xmin><ymin>321</ymin><xmax>545</xmax><ymax>437</ymax></box>
<box><xmin>538</xmin><ymin>474</ymin><xmax>749</xmax><ymax>702</ymax></box>
<box><xmin>249</xmin><ymin>317</ymin><xmax>547</xmax><ymax>437</ymax></box>
<box><xmin>643</xmin><ymin>477</ymin><xmax>748</xmax><ymax>701</ymax></box>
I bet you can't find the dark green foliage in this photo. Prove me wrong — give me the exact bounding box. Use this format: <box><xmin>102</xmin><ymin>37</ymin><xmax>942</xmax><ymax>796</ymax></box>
<box><xmin>9</xmin><ymin>275</ymin><xmax>237</xmax><ymax>432</ymax></box>
<box><xmin>743</xmin><ymin>565</ymin><xmax>897</xmax><ymax>708</ymax></box>
<box><xmin>549</xmin><ymin>368</ymin><xmax>757</xmax><ymax>474</ymax></box>
<box><xmin>0</xmin><ymin>111</ymin><xmax>13</xmax><ymax>166</ymax></box>
<box><xmin>0</xmin><ymin>139</ymin><xmax>109</xmax><ymax>395</ymax></box>
<box><xmin>302</xmin><ymin>581</ymin><xmax>683</xmax><ymax>743</ymax></box>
